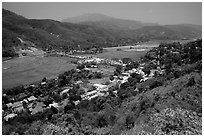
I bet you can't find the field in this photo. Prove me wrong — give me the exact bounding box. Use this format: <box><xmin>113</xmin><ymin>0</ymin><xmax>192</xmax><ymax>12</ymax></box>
<box><xmin>91</xmin><ymin>43</ymin><xmax>159</xmax><ymax>61</ymax></box>
<box><xmin>92</xmin><ymin>40</ymin><xmax>191</xmax><ymax>60</ymax></box>
<box><xmin>93</xmin><ymin>50</ymin><xmax>147</xmax><ymax>61</ymax></box>
<box><xmin>2</xmin><ymin>56</ymin><xmax>77</xmax><ymax>89</ymax></box>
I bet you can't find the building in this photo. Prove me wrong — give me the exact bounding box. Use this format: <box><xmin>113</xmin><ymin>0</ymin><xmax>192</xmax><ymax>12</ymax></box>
<box><xmin>60</xmin><ymin>87</ymin><xmax>72</xmax><ymax>95</ymax></box>
<box><xmin>6</xmin><ymin>103</ymin><xmax>13</xmax><ymax>108</ymax></box>
<box><xmin>27</xmin><ymin>96</ymin><xmax>37</xmax><ymax>102</ymax></box>
<box><xmin>4</xmin><ymin>113</ymin><xmax>17</xmax><ymax>121</ymax></box>
<box><xmin>93</xmin><ymin>84</ymin><xmax>108</xmax><ymax>91</ymax></box>
<box><xmin>12</xmin><ymin>102</ymin><xmax>24</xmax><ymax>113</ymax></box>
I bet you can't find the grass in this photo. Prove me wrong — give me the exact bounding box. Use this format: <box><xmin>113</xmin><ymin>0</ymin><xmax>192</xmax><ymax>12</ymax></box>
<box><xmin>2</xmin><ymin>56</ymin><xmax>77</xmax><ymax>89</ymax></box>
<box><xmin>94</xmin><ymin>50</ymin><xmax>147</xmax><ymax>61</ymax></box>
<box><xmin>91</xmin><ymin>43</ymin><xmax>160</xmax><ymax>61</ymax></box>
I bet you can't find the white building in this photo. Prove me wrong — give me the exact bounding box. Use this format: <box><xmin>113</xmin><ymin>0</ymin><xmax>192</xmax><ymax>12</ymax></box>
<box><xmin>4</xmin><ymin>113</ymin><xmax>17</xmax><ymax>121</ymax></box>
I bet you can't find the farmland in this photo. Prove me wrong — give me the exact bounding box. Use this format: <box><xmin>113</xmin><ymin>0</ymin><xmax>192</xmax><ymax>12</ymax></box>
<box><xmin>92</xmin><ymin>50</ymin><xmax>147</xmax><ymax>61</ymax></box>
<box><xmin>84</xmin><ymin>43</ymin><xmax>160</xmax><ymax>61</ymax></box>
<box><xmin>2</xmin><ymin>43</ymin><xmax>157</xmax><ymax>89</ymax></box>
<box><xmin>2</xmin><ymin>56</ymin><xmax>77</xmax><ymax>89</ymax></box>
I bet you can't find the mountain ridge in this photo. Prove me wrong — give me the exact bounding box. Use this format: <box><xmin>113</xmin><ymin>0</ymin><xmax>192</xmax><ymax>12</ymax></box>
<box><xmin>2</xmin><ymin>9</ymin><xmax>202</xmax><ymax>58</ymax></box>
<box><xmin>62</xmin><ymin>13</ymin><xmax>160</xmax><ymax>30</ymax></box>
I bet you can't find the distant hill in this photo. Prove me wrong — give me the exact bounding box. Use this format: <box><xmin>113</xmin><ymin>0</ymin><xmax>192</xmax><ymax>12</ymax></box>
<box><xmin>2</xmin><ymin>9</ymin><xmax>202</xmax><ymax>57</ymax></box>
<box><xmin>133</xmin><ymin>25</ymin><xmax>202</xmax><ymax>40</ymax></box>
<box><xmin>62</xmin><ymin>13</ymin><xmax>159</xmax><ymax>30</ymax></box>
<box><xmin>63</xmin><ymin>13</ymin><xmax>201</xmax><ymax>40</ymax></box>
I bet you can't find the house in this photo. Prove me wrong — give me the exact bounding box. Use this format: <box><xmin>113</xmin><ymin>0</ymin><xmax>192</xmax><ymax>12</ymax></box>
<box><xmin>93</xmin><ymin>84</ymin><xmax>108</xmax><ymax>91</ymax></box>
<box><xmin>30</xmin><ymin>84</ymin><xmax>36</xmax><ymax>87</ymax></box>
<box><xmin>171</xmin><ymin>51</ymin><xmax>180</xmax><ymax>55</ymax></box>
<box><xmin>87</xmin><ymin>91</ymin><xmax>106</xmax><ymax>100</ymax></box>
<box><xmin>4</xmin><ymin>113</ymin><xmax>17</xmax><ymax>121</ymax></box>
<box><xmin>123</xmin><ymin>76</ymin><xmax>129</xmax><ymax>81</ymax></box>
<box><xmin>93</xmin><ymin>84</ymin><xmax>107</xmax><ymax>89</ymax></box>
<box><xmin>76</xmin><ymin>69</ymin><xmax>81</xmax><ymax>72</ymax></box>
<box><xmin>28</xmin><ymin>103</ymin><xmax>34</xmax><ymax>111</ymax></box>
<box><xmin>12</xmin><ymin>102</ymin><xmax>23</xmax><ymax>108</ymax></box>
<box><xmin>41</xmin><ymin>82</ymin><xmax>46</xmax><ymax>85</ymax></box>
<box><xmin>49</xmin><ymin>102</ymin><xmax>60</xmax><ymax>108</ymax></box>
<box><xmin>12</xmin><ymin>101</ymin><xmax>24</xmax><ymax>113</ymax></box>
<box><xmin>60</xmin><ymin>87</ymin><xmax>72</xmax><ymax>95</ymax></box>
<box><xmin>73</xmin><ymin>100</ymin><xmax>80</xmax><ymax>105</ymax></box>
<box><xmin>6</xmin><ymin>103</ymin><xmax>13</xmax><ymax>108</ymax></box>
<box><xmin>122</xmin><ymin>72</ymin><xmax>130</xmax><ymax>77</ymax></box>
<box><xmin>27</xmin><ymin>96</ymin><xmax>37</xmax><ymax>102</ymax></box>
<box><xmin>81</xmin><ymin>90</ymin><xmax>98</xmax><ymax>98</ymax></box>
<box><xmin>84</xmin><ymin>68</ymin><xmax>91</xmax><ymax>71</ymax></box>
<box><xmin>75</xmin><ymin>80</ymin><xmax>83</xmax><ymax>85</ymax></box>
<box><xmin>88</xmin><ymin>94</ymin><xmax>100</xmax><ymax>100</ymax></box>
<box><xmin>22</xmin><ymin>99</ymin><xmax>28</xmax><ymax>103</ymax></box>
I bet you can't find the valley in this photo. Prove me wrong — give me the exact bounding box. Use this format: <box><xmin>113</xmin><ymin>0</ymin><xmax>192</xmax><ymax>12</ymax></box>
<box><xmin>2</xmin><ymin>4</ymin><xmax>202</xmax><ymax>135</ymax></box>
<box><xmin>2</xmin><ymin>43</ymin><xmax>151</xmax><ymax>89</ymax></box>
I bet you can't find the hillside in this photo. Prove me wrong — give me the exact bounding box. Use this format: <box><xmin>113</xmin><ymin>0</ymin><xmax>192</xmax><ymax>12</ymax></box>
<box><xmin>2</xmin><ymin>39</ymin><xmax>202</xmax><ymax>135</ymax></box>
<box><xmin>63</xmin><ymin>13</ymin><xmax>201</xmax><ymax>40</ymax></box>
<box><xmin>3</xmin><ymin>9</ymin><xmax>129</xmax><ymax>57</ymax></box>
<box><xmin>62</xmin><ymin>13</ymin><xmax>159</xmax><ymax>30</ymax></box>
<box><xmin>2</xmin><ymin>9</ymin><xmax>202</xmax><ymax>58</ymax></box>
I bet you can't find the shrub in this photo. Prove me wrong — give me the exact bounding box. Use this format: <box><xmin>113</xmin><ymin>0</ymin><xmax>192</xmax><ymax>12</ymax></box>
<box><xmin>149</xmin><ymin>107</ymin><xmax>202</xmax><ymax>135</ymax></box>
<box><xmin>186</xmin><ymin>77</ymin><xmax>195</xmax><ymax>87</ymax></box>
<box><xmin>149</xmin><ymin>80</ymin><xmax>163</xmax><ymax>90</ymax></box>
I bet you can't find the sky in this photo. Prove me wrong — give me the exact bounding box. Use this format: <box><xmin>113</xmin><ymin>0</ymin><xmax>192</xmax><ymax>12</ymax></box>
<box><xmin>2</xmin><ymin>2</ymin><xmax>202</xmax><ymax>25</ymax></box>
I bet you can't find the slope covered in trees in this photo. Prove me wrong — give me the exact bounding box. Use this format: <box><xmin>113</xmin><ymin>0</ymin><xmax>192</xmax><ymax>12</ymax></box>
<box><xmin>2</xmin><ymin>9</ymin><xmax>201</xmax><ymax>57</ymax></box>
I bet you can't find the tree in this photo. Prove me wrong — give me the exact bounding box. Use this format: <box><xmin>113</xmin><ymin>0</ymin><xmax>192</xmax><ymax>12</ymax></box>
<box><xmin>58</xmin><ymin>73</ymin><xmax>67</xmax><ymax>87</ymax></box>
<box><xmin>51</xmin><ymin>106</ymin><xmax>58</xmax><ymax>114</ymax></box>
<box><xmin>42</xmin><ymin>77</ymin><xmax>47</xmax><ymax>82</ymax></box>
<box><xmin>109</xmin><ymin>75</ymin><xmax>114</xmax><ymax>81</ymax></box>
<box><xmin>131</xmin><ymin>73</ymin><xmax>143</xmax><ymax>83</ymax></box>
<box><xmin>77</xmin><ymin>64</ymin><xmax>85</xmax><ymax>70</ymax></box>
<box><xmin>114</xmin><ymin>65</ymin><xmax>123</xmax><ymax>76</ymax></box>
<box><xmin>12</xmin><ymin>85</ymin><xmax>25</xmax><ymax>95</ymax></box>
<box><xmin>53</xmin><ymin>94</ymin><xmax>62</xmax><ymax>103</ymax></box>
<box><xmin>122</xmin><ymin>58</ymin><xmax>132</xmax><ymax>64</ymax></box>
<box><xmin>142</xmin><ymin>66</ymin><xmax>151</xmax><ymax>75</ymax></box>
<box><xmin>94</xmin><ymin>72</ymin><xmax>102</xmax><ymax>79</ymax></box>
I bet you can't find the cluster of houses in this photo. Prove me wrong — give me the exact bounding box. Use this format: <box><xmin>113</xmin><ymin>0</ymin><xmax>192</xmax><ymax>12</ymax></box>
<box><xmin>77</xmin><ymin>57</ymin><xmax>123</xmax><ymax>66</ymax></box>
<box><xmin>3</xmin><ymin>95</ymin><xmax>40</xmax><ymax>121</ymax></box>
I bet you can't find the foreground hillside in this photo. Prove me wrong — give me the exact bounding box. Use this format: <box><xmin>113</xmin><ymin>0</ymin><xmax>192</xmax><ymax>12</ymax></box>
<box><xmin>2</xmin><ymin>9</ymin><xmax>201</xmax><ymax>58</ymax></box>
<box><xmin>2</xmin><ymin>39</ymin><xmax>202</xmax><ymax>135</ymax></box>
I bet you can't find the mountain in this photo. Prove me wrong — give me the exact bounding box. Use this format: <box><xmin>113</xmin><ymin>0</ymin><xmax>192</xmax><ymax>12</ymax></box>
<box><xmin>62</xmin><ymin>13</ymin><xmax>114</xmax><ymax>23</ymax></box>
<box><xmin>2</xmin><ymin>9</ymin><xmax>129</xmax><ymax>57</ymax></box>
<box><xmin>133</xmin><ymin>25</ymin><xmax>202</xmax><ymax>40</ymax></box>
<box><xmin>2</xmin><ymin>9</ymin><xmax>202</xmax><ymax>58</ymax></box>
<box><xmin>62</xmin><ymin>13</ymin><xmax>159</xmax><ymax>30</ymax></box>
<box><xmin>63</xmin><ymin>13</ymin><xmax>201</xmax><ymax>38</ymax></box>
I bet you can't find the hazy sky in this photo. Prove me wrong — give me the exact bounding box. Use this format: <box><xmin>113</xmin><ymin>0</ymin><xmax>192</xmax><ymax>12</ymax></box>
<box><xmin>2</xmin><ymin>2</ymin><xmax>202</xmax><ymax>25</ymax></box>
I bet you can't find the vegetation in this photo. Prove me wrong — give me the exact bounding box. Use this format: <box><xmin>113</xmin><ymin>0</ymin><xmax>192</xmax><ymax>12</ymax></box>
<box><xmin>2</xmin><ymin>27</ymin><xmax>202</xmax><ymax>135</ymax></box>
